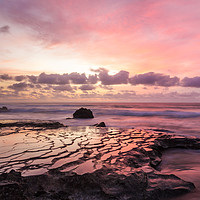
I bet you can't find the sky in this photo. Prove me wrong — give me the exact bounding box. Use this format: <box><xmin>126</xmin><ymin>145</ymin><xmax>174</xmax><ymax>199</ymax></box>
<box><xmin>0</xmin><ymin>0</ymin><xmax>200</xmax><ymax>102</ymax></box>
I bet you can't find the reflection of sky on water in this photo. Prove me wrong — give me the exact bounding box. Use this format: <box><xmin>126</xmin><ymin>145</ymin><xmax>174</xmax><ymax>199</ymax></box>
<box><xmin>0</xmin><ymin>126</ymin><xmax>157</xmax><ymax>177</ymax></box>
<box><xmin>161</xmin><ymin>149</ymin><xmax>200</xmax><ymax>200</ymax></box>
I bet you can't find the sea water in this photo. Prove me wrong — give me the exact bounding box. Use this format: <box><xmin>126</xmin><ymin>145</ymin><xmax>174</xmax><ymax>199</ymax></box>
<box><xmin>0</xmin><ymin>102</ymin><xmax>200</xmax><ymax>136</ymax></box>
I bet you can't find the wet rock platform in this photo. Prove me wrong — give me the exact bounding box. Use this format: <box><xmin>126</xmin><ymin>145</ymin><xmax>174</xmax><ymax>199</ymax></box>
<box><xmin>0</xmin><ymin>120</ymin><xmax>199</xmax><ymax>199</ymax></box>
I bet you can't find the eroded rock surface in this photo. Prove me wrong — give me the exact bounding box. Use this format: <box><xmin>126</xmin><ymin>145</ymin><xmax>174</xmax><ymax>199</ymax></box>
<box><xmin>0</xmin><ymin>122</ymin><xmax>199</xmax><ymax>199</ymax></box>
<box><xmin>0</xmin><ymin>168</ymin><xmax>195</xmax><ymax>200</ymax></box>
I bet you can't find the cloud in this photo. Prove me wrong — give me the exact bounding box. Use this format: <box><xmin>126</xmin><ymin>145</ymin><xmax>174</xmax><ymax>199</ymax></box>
<box><xmin>4</xmin><ymin>69</ymin><xmax>200</xmax><ymax>105</ymax></box>
<box><xmin>27</xmin><ymin>75</ymin><xmax>38</xmax><ymax>84</ymax></box>
<box><xmin>98</xmin><ymin>68</ymin><xmax>129</xmax><ymax>85</ymax></box>
<box><xmin>52</xmin><ymin>85</ymin><xmax>74</xmax><ymax>91</ymax></box>
<box><xmin>35</xmin><ymin>84</ymin><xmax>42</xmax><ymax>89</ymax></box>
<box><xmin>139</xmin><ymin>92</ymin><xmax>200</xmax><ymax>102</ymax></box>
<box><xmin>8</xmin><ymin>82</ymin><xmax>34</xmax><ymax>91</ymax></box>
<box><xmin>15</xmin><ymin>75</ymin><xmax>26</xmax><ymax>82</ymax></box>
<box><xmin>68</xmin><ymin>72</ymin><xmax>87</xmax><ymax>84</ymax></box>
<box><xmin>88</xmin><ymin>74</ymin><xmax>98</xmax><ymax>84</ymax></box>
<box><xmin>99</xmin><ymin>85</ymin><xmax>113</xmax><ymax>90</ymax></box>
<box><xmin>0</xmin><ymin>74</ymin><xmax>13</xmax><ymax>80</ymax></box>
<box><xmin>27</xmin><ymin>72</ymin><xmax>93</xmax><ymax>85</ymax></box>
<box><xmin>0</xmin><ymin>0</ymin><xmax>103</xmax><ymax>44</ymax></box>
<box><xmin>91</xmin><ymin>68</ymin><xmax>108</xmax><ymax>73</ymax></box>
<box><xmin>1</xmin><ymin>0</ymin><xmax>200</xmax><ymax>78</ymax></box>
<box><xmin>181</xmin><ymin>76</ymin><xmax>200</xmax><ymax>87</ymax></box>
<box><xmin>37</xmin><ymin>73</ymin><xmax>69</xmax><ymax>84</ymax></box>
<box><xmin>79</xmin><ymin>84</ymin><xmax>96</xmax><ymax>91</ymax></box>
<box><xmin>0</xmin><ymin>25</ymin><xmax>10</xmax><ymax>33</ymax></box>
<box><xmin>129</xmin><ymin>72</ymin><xmax>179</xmax><ymax>87</ymax></box>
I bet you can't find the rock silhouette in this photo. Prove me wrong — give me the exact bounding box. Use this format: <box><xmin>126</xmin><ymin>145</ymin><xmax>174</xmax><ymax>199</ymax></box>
<box><xmin>0</xmin><ymin>106</ymin><xmax>9</xmax><ymax>112</ymax></box>
<box><xmin>73</xmin><ymin>107</ymin><xmax>94</xmax><ymax>118</ymax></box>
<box><xmin>94</xmin><ymin>122</ymin><xmax>106</xmax><ymax>127</ymax></box>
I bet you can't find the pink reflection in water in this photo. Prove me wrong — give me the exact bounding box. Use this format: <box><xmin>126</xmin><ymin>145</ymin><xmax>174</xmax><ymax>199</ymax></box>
<box><xmin>160</xmin><ymin>149</ymin><xmax>200</xmax><ymax>200</ymax></box>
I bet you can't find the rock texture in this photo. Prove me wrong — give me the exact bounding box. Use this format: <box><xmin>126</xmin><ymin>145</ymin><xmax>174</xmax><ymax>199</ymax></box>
<box><xmin>0</xmin><ymin>168</ymin><xmax>195</xmax><ymax>200</ymax></box>
<box><xmin>0</xmin><ymin>120</ymin><xmax>64</xmax><ymax>129</ymax></box>
<box><xmin>0</xmin><ymin>121</ymin><xmax>200</xmax><ymax>199</ymax></box>
<box><xmin>73</xmin><ymin>107</ymin><xmax>94</xmax><ymax>118</ymax></box>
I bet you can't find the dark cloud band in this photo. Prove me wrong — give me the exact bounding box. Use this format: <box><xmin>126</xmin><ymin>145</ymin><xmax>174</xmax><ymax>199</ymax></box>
<box><xmin>1</xmin><ymin>69</ymin><xmax>200</xmax><ymax>92</ymax></box>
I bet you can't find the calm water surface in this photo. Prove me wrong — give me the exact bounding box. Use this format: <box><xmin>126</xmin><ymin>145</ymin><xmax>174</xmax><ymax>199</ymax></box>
<box><xmin>1</xmin><ymin>102</ymin><xmax>200</xmax><ymax>136</ymax></box>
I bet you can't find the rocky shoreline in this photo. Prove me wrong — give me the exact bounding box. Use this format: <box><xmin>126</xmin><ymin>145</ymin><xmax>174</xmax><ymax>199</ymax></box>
<box><xmin>0</xmin><ymin>120</ymin><xmax>200</xmax><ymax>199</ymax></box>
<box><xmin>0</xmin><ymin>120</ymin><xmax>65</xmax><ymax>129</ymax></box>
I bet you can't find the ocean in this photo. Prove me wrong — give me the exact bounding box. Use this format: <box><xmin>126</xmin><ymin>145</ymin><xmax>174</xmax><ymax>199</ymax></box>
<box><xmin>0</xmin><ymin>102</ymin><xmax>200</xmax><ymax>136</ymax></box>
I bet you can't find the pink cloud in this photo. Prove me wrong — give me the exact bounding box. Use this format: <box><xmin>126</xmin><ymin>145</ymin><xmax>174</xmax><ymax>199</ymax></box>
<box><xmin>129</xmin><ymin>72</ymin><xmax>180</xmax><ymax>87</ymax></box>
<box><xmin>0</xmin><ymin>0</ymin><xmax>200</xmax><ymax>79</ymax></box>
<box><xmin>98</xmin><ymin>68</ymin><xmax>129</xmax><ymax>85</ymax></box>
<box><xmin>181</xmin><ymin>77</ymin><xmax>200</xmax><ymax>88</ymax></box>
<box><xmin>2</xmin><ymin>70</ymin><xmax>200</xmax><ymax>89</ymax></box>
<box><xmin>0</xmin><ymin>74</ymin><xmax>13</xmax><ymax>80</ymax></box>
<box><xmin>8</xmin><ymin>82</ymin><xmax>34</xmax><ymax>91</ymax></box>
<box><xmin>0</xmin><ymin>25</ymin><xmax>10</xmax><ymax>33</ymax></box>
<box><xmin>79</xmin><ymin>84</ymin><xmax>96</xmax><ymax>91</ymax></box>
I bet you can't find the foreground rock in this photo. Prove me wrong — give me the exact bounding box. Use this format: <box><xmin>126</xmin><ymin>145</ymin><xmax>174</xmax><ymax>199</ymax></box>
<box><xmin>0</xmin><ymin>125</ymin><xmax>200</xmax><ymax>199</ymax></box>
<box><xmin>0</xmin><ymin>120</ymin><xmax>64</xmax><ymax>129</ymax></box>
<box><xmin>73</xmin><ymin>107</ymin><xmax>94</xmax><ymax>118</ymax></box>
<box><xmin>94</xmin><ymin>122</ymin><xmax>106</xmax><ymax>127</ymax></box>
<box><xmin>0</xmin><ymin>168</ymin><xmax>194</xmax><ymax>200</ymax></box>
<box><xmin>0</xmin><ymin>106</ymin><xmax>9</xmax><ymax>112</ymax></box>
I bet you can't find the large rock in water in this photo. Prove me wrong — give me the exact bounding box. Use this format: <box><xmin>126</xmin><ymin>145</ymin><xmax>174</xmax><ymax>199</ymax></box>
<box><xmin>73</xmin><ymin>107</ymin><xmax>94</xmax><ymax>118</ymax></box>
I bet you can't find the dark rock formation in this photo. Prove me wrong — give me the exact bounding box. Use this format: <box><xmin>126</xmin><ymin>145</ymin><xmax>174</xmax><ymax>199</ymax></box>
<box><xmin>0</xmin><ymin>120</ymin><xmax>64</xmax><ymax>129</ymax></box>
<box><xmin>150</xmin><ymin>128</ymin><xmax>174</xmax><ymax>133</ymax></box>
<box><xmin>0</xmin><ymin>170</ymin><xmax>26</xmax><ymax>200</ymax></box>
<box><xmin>94</xmin><ymin>122</ymin><xmax>106</xmax><ymax>127</ymax></box>
<box><xmin>0</xmin><ymin>167</ymin><xmax>195</xmax><ymax>200</ymax></box>
<box><xmin>146</xmin><ymin>172</ymin><xmax>195</xmax><ymax>199</ymax></box>
<box><xmin>0</xmin><ymin>182</ymin><xmax>26</xmax><ymax>200</ymax></box>
<box><xmin>73</xmin><ymin>107</ymin><xmax>94</xmax><ymax>118</ymax></box>
<box><xmin>0</xmin><ymin>106</ymin><xmax>9</xmax><ymax>112</ymax></box>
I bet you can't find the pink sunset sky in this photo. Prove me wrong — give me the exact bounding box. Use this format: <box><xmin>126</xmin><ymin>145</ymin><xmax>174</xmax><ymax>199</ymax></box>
<box><xmin>0</xmin><ymin>0</ymin><xmax>200</xmax><ymax>102</ymax></box>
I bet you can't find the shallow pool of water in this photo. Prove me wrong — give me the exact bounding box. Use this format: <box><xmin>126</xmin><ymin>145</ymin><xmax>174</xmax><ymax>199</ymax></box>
<box><xmin>160</xmin><ymin>149</ymin><xmax>200</xmax><ymax>200</ymax></box>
